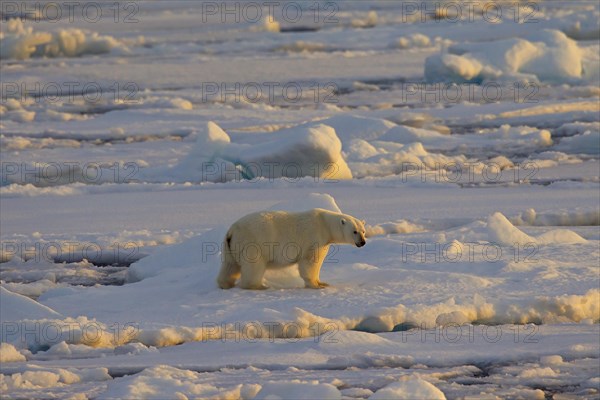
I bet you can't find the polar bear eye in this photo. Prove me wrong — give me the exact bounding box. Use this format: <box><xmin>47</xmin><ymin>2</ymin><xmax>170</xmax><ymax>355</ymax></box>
<box><xmin>353</xmin><ymin>230</ymin><xmax>357</xmax><ymax>234</ymax></box>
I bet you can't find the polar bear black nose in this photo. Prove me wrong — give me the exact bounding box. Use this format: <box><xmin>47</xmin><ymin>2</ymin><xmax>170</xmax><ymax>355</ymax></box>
<box><xmin>356</xmin><ymin>239</ymin><xmax>366</xmax><ymax>247</ymax></box>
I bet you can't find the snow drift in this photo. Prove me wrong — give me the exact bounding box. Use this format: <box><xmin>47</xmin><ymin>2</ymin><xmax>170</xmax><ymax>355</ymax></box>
<box><xmin>425</xmin><ymin>29</ymin><xmax>584</xmax><ymax>83</ymax></box>
<box><xmin>370</xmin><ymin>377</ymin><xmax>446</xmax><ymax>400</ymax></box>
<box><xmin>487</xmin><ymin>212</ymin><xmax>587</xmax><ymax>246</ymax></box>
<box><xmin>0</xmin><ymin>19</ymin><xmax>125</xmax><ymax>60</ymax></box>
<box><xmin>152</xmin><ymin>121</ymin><xmax>353</xmax><ymax>182</ymax></box>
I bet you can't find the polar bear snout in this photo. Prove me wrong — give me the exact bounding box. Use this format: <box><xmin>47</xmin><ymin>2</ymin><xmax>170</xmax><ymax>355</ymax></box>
<box><xmin>351</xmin><ymin>223</ymin><xmax>367</xmax><ymax>247</ymax></box>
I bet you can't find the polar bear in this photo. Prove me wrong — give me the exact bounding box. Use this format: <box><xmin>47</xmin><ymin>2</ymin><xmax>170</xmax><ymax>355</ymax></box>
<box><xmin>217</xmin><ymin>208</ymin><xmax>366</xmax><ymax>290</ymax></box>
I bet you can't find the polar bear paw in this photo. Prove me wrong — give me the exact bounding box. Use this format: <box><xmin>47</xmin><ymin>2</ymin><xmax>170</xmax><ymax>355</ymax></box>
<box><xmin>305</xmin><ymin>281</ymin><xmax>329</xmax><ymax>289</ymax></box>
<box><xmin>240</xmin><ymin>283</ymin><xmax>270</xmax><ymax>290</ymax></box>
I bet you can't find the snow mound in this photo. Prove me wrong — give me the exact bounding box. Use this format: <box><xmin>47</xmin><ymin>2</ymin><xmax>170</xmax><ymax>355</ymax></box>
<box><xmin>255</xmin><ymin>380</ymin><xmax>341</xmax><ymax>400</ymax></box>
<box><xmin>425</xmin><ymin>30</ymin><xmax>583</xmax><ymax>83</ymax></box>
<box><xmin>355</xmin><ymin>316</ymin><xmax>395</xmax><ymax>333</ymax></box>
<box><xmin>555</xmin><ymin>122</ymin><xmax>600</xmax><ymax>138</ymax></box>
<box><xmin>0</xmin><ymin>343</ymin><xmax>26</xmax><ymax>363</ymax></box>
<box><xmin>376</xmin><ymin>124</ymin><xmax>552</xmax><ymax>154</ymax></box>
<box><xmin>346</xmin><ymin>141</ymin><xmax>467</xmax><ymax>179</ymax></box>
<box><xmin>98</xmin><ymin>365</ymin><xmax>257</xmax><ymax>400</ymax></box>
<box><xmin>379</xmin><ymin>125</ymin><xmax>447</xmax><ymax>145</ymax></box>
<box><xmin>511</xmin><ymin>208</ymin><xmax>600</xmax><ymax>227</ymax></box>
<box><xmin>366</xmin><ymin>220</ymin><xmax>425</xmax><ymax>237</ymax></box>
<box><xmin>556</xmin><ymin>131</ymin><xmax>600</xmax><ymax>155</ymax></box>
<box><xmin>1</xmin><ymin>366</ymin><xmax>111</xmax><ymax>391</ymax></box>
<box><xmin>237</xmin><ymin>123</ymin><xmax>352</xmax><ymax>180</ymax></box>
<box><xmin>157</xmin><ymin>121</ymin><xmax>352</xmax><ymax>182</ymax></box>
<box><xmin>0</xmin><ymin>18</ymin><xmax>126</xmax><ymax>60</ymax></box>
<box><xmin>487</xmin><ymin>212</ymin><xmax>536</xmax><ymax>246</ymax></box>
<box><xmin>540</xmin><ymin>355</ymin><xmax>564</xmax><ymax>366</ymax></box>
<box><xmin>268</xmin><ymin>193</ymin><xmax>341</xmax><ymax>213</ymax></box>
<box><xmin>0</xmin><ymin>317</ymin><xmax>138</xmax><ymax>350</ymax></box>
<box><xmin>350</xmin><ymin>10</ymin><xmax>378</xmax><ymax>29</ymax></box>
<box><xmin>126</xmin><ymin>226</ymin><xmax>226</xmax><ymax>283</ymax></box>
<box><xmin>39</xmin><ymin>341</ymin><xmax>112</xmax><ymax>359</ymax></box>
<box><xmin>558</xmin><ymin>9</ymin><xmax>600</xmax><ymax>40</ymax></box>
<box><xmin>0</xmin><ymin>287</ymin><xmax>62</xmax><ymax>320</ymax></box>
<box><xmin>393</xmin><ymin>33</ymin><xmax>432</xmax><ymax>49</ymax></box>
<box><xmin>487</xmin><ymin>212</ymin><xmax>587</xmax><ymax>246</ymax></box>
<box><xmin>536</xmin><ymin>230</ymin><xmax>589</xmax><ymax>245</ymax></box>
<box><xmin>370</xmin><ymin>377</ymin><xmax>446</xmax><ymax>400</ymax></box>
<box><xmin>482</xmin><ymin>125</ymin><xmax>553</xmax><ymax>147</ymax></box>
<box><xmin>314</xmin><ymin>115</ymin><xmax>396</xmax><ymax>144</ymax></box>
<box><xmin>435</xmin><ymin>310</ymin><xmax>470</xmax><ymax>326</ymax></box>
<box><xmin>523</xmin><ymin>290</ymin><xmax>600</xmax><ymax>324</ymax></box>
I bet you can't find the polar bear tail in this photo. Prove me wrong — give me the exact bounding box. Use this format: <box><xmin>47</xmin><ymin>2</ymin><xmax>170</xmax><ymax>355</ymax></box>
<box><xmin>217</xmin><ymin>230</ymin><xmax>241</xmax><ymax>289</ymax></box>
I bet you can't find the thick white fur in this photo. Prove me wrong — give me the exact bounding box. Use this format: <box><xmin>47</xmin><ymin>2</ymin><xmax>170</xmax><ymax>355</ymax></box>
<box><xmin>217</xmin><ymin>208</ymin><xmax>366</xmax><ymax>289</ymax></box>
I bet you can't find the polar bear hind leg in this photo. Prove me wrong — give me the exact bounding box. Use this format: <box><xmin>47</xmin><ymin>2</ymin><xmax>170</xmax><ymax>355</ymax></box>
<box><xmin>217</xmin><ymin>234</ymin><xmax>241</xmax><ymax>289</ymax></box>
<box><xmin>239</xmin><ymin>261</ymin><xmax>269</xmax><ymax>290</ymax></box>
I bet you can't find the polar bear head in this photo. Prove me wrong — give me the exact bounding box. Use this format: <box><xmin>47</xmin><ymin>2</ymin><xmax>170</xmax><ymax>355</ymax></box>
<box><xmin>339</xmin><ymin>214</ymin><xmax>367</xmax><ymax>247</ymax></box>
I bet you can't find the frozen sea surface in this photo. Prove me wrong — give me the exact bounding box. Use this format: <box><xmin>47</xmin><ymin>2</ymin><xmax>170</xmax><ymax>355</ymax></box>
<box><xmin>1</xmin><ymin>1</ymin><xmax>599</xmax><ymax>399</ymax></box>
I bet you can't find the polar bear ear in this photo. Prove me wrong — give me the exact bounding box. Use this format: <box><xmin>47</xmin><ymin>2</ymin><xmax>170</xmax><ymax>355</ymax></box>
<box><xmin>341</xmin><ymin>219</ymin><xmax>346</xmax><ymax>225</ymax></box>
<box><xmin>361</xmin><ymin>219</ymin><xmax>366</xmax><ymax>225</ymax></box>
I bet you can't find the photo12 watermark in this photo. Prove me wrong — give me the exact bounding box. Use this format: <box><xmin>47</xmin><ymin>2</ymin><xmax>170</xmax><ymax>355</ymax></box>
<box><xmin>200</xmin><ymin>2</ymin><xmax>339</xmax><ymax>24</ymax></box>
<box><xmin>1</xmin><ymin>1</ymin><xmax>140</xmax><ymax>23</ymax></box>
<box><xmin>199</xmin><ymin>81</ymin><xmax>338</xmax><ymax>104</ymax></box>
<box><xmin>399</xmin><ymin>161</ymin><xmax>539</xmax><ymax>184</ymax></box>
<box><xmin>201</xmin><ymin>321</ymin><xmax>339</xmax><ymax>343</ymax></box>
<box><xmin>399</xmin><ymin>2</ymin><xmax>539</xmax><ymax>23</ymax></box>
<box><xmin>1</xmin><ymin>161</ymin><xmax>142</xmax><ymax>186</ymax></box>
<box><xmin>1</xmin><ymin>81</ymin><xmax>140</xmax><ymax>104</ymax></box>
<box><xmin>400</xmin><ymin>241</ymin><xmax>539</xmax><ymax>264</ymax></box>
<box><xmin>400</xmin><ymin>82</ymin><xmax>540</xmax><ymax>104</ymax></box>
<box><xmin>1</xmin><ymin>240</ymin><xmax>141</xmax><ymax>265</ymax></box>
<box><xmin>399</xmin><ymin>323</ymin><xmax>539</xmax><ymax>344</ymax></box>
<box><xmin>1</xmin><ymin>321</ymin><xmax>139</xmax><ymax>348</ymax></box>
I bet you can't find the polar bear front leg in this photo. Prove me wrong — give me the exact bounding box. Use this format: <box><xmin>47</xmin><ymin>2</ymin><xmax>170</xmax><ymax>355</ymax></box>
<box><xmin>298</xmin><ymin>258</ymin><xmax>328</xmax><ymax>289</ymax></box>
<box><xmin>239</xmin><ymin>261</ymin><xmax>269</xmax><ymax>290</ymax></box>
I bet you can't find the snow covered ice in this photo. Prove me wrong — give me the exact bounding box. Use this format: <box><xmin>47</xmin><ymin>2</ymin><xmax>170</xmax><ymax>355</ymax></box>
<box><xmin>1</xmin><ymin>1</ymin><xmax>599</xmax><ymax>399</ymax></box>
